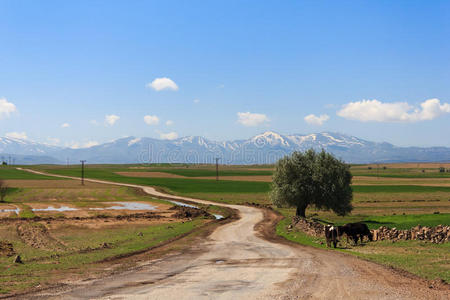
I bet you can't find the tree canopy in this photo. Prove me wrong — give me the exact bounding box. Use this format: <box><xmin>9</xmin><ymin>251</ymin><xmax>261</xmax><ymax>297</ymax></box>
<box><xmin>270</xmin><ymin>149</ymin><xmax>353</xmax><ymax>217</ymax></box>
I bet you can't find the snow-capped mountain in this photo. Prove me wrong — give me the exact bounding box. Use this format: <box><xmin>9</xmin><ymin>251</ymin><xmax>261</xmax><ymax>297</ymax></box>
<box><xmin>0</xmin><ymin>137</ymin><xmax>60</xmax><ymax>155</ymax></box>
<box><xmin>1</xmin><ymin>132</ymin><xmax>449</xmax><ymax>164</ymax></box>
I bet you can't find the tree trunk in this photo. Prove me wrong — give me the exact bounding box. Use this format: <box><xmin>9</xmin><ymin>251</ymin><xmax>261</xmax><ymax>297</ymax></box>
<box><xmin>296</xmin><ymin>203</ymin><xmax>307</xmax><ymax>218</ymax></box>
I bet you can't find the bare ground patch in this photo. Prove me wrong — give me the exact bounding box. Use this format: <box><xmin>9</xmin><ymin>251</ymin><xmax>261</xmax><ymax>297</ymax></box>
<box><xmin>353</xmin><ymin>176</ymin><xmax>450</xmax><ymax>186</ymax></box>
<box><xmin>17</xmin><ymin>222</ymin><xmax>68</xmax><ymax>251</ymax></box>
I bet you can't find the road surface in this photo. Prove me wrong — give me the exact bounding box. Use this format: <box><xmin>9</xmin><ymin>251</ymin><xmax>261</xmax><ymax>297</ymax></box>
<box><xmin>21</xmin><ymin>169</ymin><xmax>449</xmax><ymax>299</ymax></box>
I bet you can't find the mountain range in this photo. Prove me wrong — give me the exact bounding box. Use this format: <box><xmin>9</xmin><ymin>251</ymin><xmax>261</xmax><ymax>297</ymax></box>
<box><xmin>1</xmin><ymin>132</ymin><xmax>449</xmax><ymax>165</ymax></box>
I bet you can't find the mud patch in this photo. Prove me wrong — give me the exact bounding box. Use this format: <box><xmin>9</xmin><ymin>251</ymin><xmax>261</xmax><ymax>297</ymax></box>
<box><xmin>0</xmin><ymin>240</ymin><xmax>16</xmax><ymax>257</ymax></box>
<box><xmin>17</xmin><ymin>222</ymin><xmax>67</xmax><ymax>251</ymax></box>
<box><xmin>170</xmin><ymin>206</ymin><xmax>212</xmax><ymax>219</ymax></box>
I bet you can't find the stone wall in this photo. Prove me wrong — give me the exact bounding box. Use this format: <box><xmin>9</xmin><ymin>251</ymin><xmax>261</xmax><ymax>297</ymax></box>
<box><xmin>289</xmin><ymin>216</ymin><xmax>324</xmax><ymax>237</ymax></box>
<box><xmin>372</xmin><ymin>225</ymin><xmax>450</xmax><ymax>244</ymax></box>
<box><xmin>290</xmin><ymin>217</ymin><xmax>449</xmax><ymax>244</ymax></box>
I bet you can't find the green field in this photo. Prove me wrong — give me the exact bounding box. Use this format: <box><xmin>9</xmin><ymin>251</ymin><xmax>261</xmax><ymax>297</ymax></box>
<box><xmin>0</xmin><ymin>172</ymin><xmax>229</xmax><ymax>294</ymax></box>
<box><xmin>0</xmin><ymin>218</ymin><xmax>206</xmax><ymax>294</ymax></box>
<box><xmin>0</xmin><ymin>167</ymin><xmax>62</xmax><ymax>180</ymax></box>
<box><xmin>276</xmin><ymin>215</ymin><xmax>450</xmax><ymax>282</ymax></box>
<box><xmin>2</xmin><ymin>163</ymin><xmax>449</xmax><ymax>285</ymax></box>
<box><xmin>30</xmin><ymin>166</ymin><xmax>272</xmax><ymax>194</ymax></box>
<box><xmin>136</xmin><ymin>168</ymin><xmax>273</xmax><ymax>177</ymax></box>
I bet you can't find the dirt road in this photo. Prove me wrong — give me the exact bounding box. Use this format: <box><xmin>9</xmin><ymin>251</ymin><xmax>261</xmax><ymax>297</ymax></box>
<box><xmin>21</xmin><ymin>169</ymin><xmax>449</xmax><ymax>299</ymax></box>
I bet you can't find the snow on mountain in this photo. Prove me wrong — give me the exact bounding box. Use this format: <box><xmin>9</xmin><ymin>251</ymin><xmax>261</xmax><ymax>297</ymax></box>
<box><xmin>0</xmin><ymin>137</ymin><xmax>61</xmax><ymax>156</ymax></box>
<box><xmin>1</xmin><ymin>132</ymin><xmax>449</xmax><ymax>164</ymax></box>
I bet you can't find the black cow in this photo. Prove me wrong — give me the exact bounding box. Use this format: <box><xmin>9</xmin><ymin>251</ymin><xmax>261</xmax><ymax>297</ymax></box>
<box><xmin>340</xmin><ymin>222</ymin><xmax>372</xmax><ymax>245</ymax></box>
<box><xmin>324</xmin><ymin>225</ymin><xmax>340</xmax><ymax>248</ymax></box>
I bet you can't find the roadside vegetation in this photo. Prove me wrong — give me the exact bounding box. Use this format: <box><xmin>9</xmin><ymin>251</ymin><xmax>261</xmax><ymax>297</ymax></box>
<box><xmin>0</xmin><ymin>168</ymin><xmax>231</xmax><ymax>295</ymax></box>
<box><xmin>1</xmin><ymin>162</ymin><xmax>449</xmax><ymax>286</ymax></box>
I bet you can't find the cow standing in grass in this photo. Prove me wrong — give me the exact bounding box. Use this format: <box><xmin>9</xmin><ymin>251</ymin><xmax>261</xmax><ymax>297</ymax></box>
<box><xmin>340</xmin><ymin>222</ymin><xmax>372</xmax><ymax>245</ymax></box>
<box><xmin>324</xmin><ymin>225</ymin><xmax>340</xmax><ymax>248</ymax></box>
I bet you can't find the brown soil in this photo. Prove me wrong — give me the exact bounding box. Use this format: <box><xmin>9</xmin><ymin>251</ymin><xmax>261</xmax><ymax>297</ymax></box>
<box><xmin>16</xmin><ymin>168</ymin><xmax>450</xmax><ymax>299</ymax></box>
<box><xmin>353</xmin><ymin>163</ymin><xmax>450</xmax><ymax>169</ymax></box>
<box><xmin>257</xmin><ymin>208</ymin><xmax>450</xmax><ymax>298</ymax></box>
<box><xmin>0</xmin><ymin>240</ymin><xmax>16</xmax><ymax>257</ymax></box>
<box><xmin>16</xmin><ymin>222</ymin><xmax>67</xmax><ymax>251</ymax></box>
<box><xmin>169</xmin><ymin>206</ymin><xmax>212</xmax><ymax>219</ymax></box>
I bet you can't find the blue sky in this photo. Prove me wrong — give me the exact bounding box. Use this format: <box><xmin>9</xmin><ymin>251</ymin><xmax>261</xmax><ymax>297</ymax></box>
<box><xmin>1</xmin><ymin>0</ymin><xmax>449</xmax><ymax>148</ymax></box>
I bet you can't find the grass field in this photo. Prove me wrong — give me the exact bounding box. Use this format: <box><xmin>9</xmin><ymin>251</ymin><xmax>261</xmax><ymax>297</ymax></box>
<box><xmin>0</xmin><ymin>168</ymin><xmax>63</xmax><ymax>180</ymax></box>
<box><xmin>0</xmin><ymin>218</ymin><xmax>207</xmax><ymax>294</ymax></box>
<box><xmin>0</xmin><ymin>173</ymin><xmax>228</xmax><ymax>294</ymax></box>
<box><xmin>2</xmin><ymin>162</ymin><xmax>450</xmax><ymax>285</ymax></box>
<box><xmin>276</xmin><ymin>215</ymin><xmax>450</xmax><ymax>283</ymax></box>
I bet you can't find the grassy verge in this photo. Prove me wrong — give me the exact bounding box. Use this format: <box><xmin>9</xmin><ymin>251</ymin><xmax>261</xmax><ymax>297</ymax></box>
<box><xmin>0</xmin><ymin>168</ymin><xmax>63</xmax><ymax>180</ymax></box>
<box><xmin>276</xmin><ymin>209</ymin><xmax>450</xmax><ymax>283</ymax></box>
<box><xmin>0</xmin><ymin>218</ymin><xmax>207</xmax><ymax>294</ymax></box>
<box><xmin>27</xmin><ymin>164</ymin><xmax>450</xmax><ymax>284</ymax></box>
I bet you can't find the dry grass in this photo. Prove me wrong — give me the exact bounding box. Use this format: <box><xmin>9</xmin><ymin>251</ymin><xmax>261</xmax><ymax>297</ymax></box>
<box><xmin>352</xmin><ymin>176</ymin><xmax>450</xmax><ymax>187</ymax></box>
<box><xmin>352</xmin><ymin>163</ymin><xmax>450</xmax><ymax>169</ymax></box>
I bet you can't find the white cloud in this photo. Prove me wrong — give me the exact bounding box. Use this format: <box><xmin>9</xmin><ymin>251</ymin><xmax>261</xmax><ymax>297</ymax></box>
<box><xmin>159</xmin><ymin>132</ymin><xmax>178</xmax><ymax>140</ymax></box>
<box><xmin>337</xmin><ymin>98</ymin><xmax>450</xmax><ymax>122</ymax></box>
<box><xmin>144</xmin><ymin>115</ymin><xmax>160</xmax><ymax>125</ymax></box>
<box><xmin>0</xmin><ymin>98</ymin><xmax>17</xmax><ymax>119</ymax></box>
<box><xmin>165</xmin><ymin>120</ymin><xmax>174</xmax><ymax>126</ymax></box>
<box><xmin>5</xmin><ymin>132</ymin><xmax>27</xmax><ymax>140</ymax></box>
<box><xmin>61</xmin><ymin>123</ymin><xmax>70</xmax><ymax>128</ymax></box>
<box><xmin>237</xmin><ymin>112</ymin><xmax>269</xmax><ymax>127</ymax></box>
<box><xmin>304</xmin><ymin>114</ymin><xmax>330</xmax><ymax>126</ymax></box>
<box><xmin>193</xmin><ymin>99</ymin><xmax>200</xmax><ymax>104</ymax></box>
<box><xmin>105</xmin><ymin>114</ymin><xmax>120</xmax><ymax>126</ymax></box>
<box><xmin>147</xmin><ymin>77</ymin><xmax>179</xmax><ymax>91</ymax></box>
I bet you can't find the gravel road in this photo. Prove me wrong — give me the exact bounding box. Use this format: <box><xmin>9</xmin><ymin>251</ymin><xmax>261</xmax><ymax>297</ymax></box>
<box><xmin>22</xmin><ymin>169</ymin><xmax>449</xmax><ymax>300</ymax></box>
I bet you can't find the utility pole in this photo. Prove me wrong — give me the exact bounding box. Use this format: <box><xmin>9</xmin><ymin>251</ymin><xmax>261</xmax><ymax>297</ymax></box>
<box><xmin>215</xmin><ymin>158</ymin><xmax>220</xmax><ymax>181</ymax></box>
<box><xmin>80</xmin><ymin>160</ymin><xmax>86</xmax><ymax>185</ymax></box>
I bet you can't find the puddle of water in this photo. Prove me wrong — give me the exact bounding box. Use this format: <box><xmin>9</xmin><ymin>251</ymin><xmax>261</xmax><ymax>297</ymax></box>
<box><xmin>0</xmin><ymin>207</ymin><xmax>21</xmax><ymax>214</ymax></box>
<box><xmin>89</xmin><ymin>202</ymin><xmax>157</xmax><ymax>211</ymax></box>
<box><xmin>167</xmin><ymin>200</ymin><xmax>198</xmax><ymax>209</ymax></box>
<box><xmin>32</xmin><ymin>206</ymin><xmax>78</xmax><ymax>212</ymax></box>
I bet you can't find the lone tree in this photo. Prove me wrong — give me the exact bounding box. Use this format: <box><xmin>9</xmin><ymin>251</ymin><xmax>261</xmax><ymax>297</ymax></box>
<box><xmin>0</xmin><ymin>180</ymin><xmax>7</xmax><ymax>203</ymax></box>
<box><xmin>270</xmin><ymin>149</ymin><xmax>353</xmax><ymax>217</ymax></box>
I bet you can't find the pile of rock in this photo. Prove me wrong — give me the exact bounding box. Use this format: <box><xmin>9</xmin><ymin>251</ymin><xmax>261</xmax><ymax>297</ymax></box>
<box><xmin>288</xmin><ymin>217</ymin><xmax>450</xmax><ymax>244</ymax></box>
<box><xmin>289</xmin><ymin>216</ymin><xmax>324</xmax><ymax>237</ymax></box>
<box><xmin>371</xmin><ymin>224</ymin><xmax>450</xmax><ymax>244</ymax></box>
